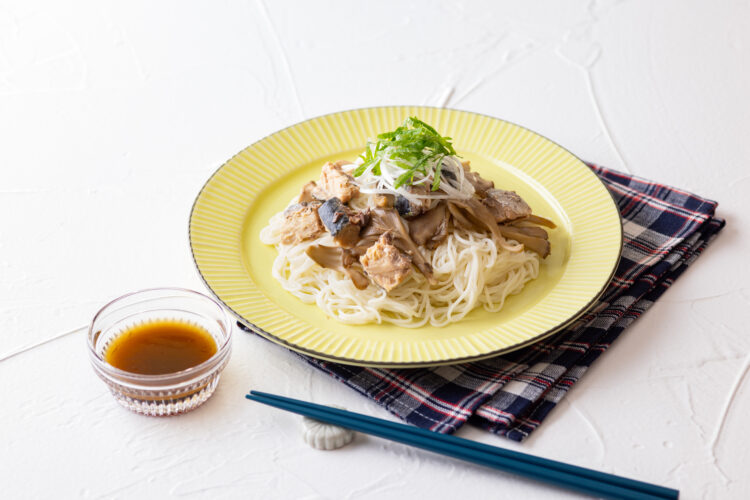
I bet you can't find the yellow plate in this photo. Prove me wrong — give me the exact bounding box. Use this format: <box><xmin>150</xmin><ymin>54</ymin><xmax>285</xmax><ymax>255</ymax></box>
<box><xmin>189</xmin><ymin>107</ymin><xmax>622</xmax><ymax>367</ymax></box>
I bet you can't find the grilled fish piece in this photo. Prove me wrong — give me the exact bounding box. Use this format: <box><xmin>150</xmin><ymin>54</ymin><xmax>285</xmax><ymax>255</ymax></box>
<box><xmin>279</xmin><ymin>201</ymin><xmax>324</xmax><ymax>245</ymax></box>
<box><xmin>318</xmin><ymin>197</ymin><xmax>368</xmax><ymax>248</ymax></box>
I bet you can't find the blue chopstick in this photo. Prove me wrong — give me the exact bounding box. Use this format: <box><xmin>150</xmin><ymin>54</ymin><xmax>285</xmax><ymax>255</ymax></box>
<box><xmin>246</xmin><ymin>390</ymin><xmax>678</xmax><ymax>500</ymax></box>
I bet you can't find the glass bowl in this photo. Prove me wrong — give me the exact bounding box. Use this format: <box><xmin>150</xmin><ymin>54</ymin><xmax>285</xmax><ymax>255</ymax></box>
<box><xmin>88</xmin><ymin>287</ymin><xmax>232</xmax><ymax>416</ymax></box>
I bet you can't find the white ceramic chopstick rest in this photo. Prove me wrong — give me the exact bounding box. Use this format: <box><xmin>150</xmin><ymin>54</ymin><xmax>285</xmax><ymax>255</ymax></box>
<box><xmin>302</xmin><ymin>407</ymin><xmax>355</xmax><ymax>450</ymax></box>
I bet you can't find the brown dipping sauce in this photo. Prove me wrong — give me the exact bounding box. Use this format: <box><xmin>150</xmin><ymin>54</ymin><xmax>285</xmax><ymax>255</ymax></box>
<box><xmin>105</xmin><ymin>320</ymin><xmax>217</xmax><ymax>375</ymax></box>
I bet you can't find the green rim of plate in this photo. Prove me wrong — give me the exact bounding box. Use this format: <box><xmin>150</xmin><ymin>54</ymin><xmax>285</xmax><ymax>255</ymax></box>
<box><xmin>189</xmin><ymin>106</ymin><xmax>622</xmax><ymax>367</ymax></box>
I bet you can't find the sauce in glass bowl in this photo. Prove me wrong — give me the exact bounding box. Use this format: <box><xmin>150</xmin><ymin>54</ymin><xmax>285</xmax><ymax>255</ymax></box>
<box><xmin>105</xmin><ymin>320</ymin><xmax>218</xmax><ymax>375</ymax></box>
<box><xmin>88</xmin><ymin>288</ymin><xmax>232</xmax><ymax>416</ymax></box>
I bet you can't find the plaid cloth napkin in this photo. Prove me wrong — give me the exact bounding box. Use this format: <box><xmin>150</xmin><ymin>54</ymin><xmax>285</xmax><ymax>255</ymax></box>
<box><xmin>240</xmin><ymin>165</ymin><xmax>724</xmax><ymax>441</ymax></box>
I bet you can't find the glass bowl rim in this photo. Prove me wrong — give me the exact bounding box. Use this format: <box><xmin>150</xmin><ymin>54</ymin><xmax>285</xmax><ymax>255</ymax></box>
<box><xmin>88</xmin><ymin>287</ymin><xmax>233</xmax><ymax>384</ymax></box>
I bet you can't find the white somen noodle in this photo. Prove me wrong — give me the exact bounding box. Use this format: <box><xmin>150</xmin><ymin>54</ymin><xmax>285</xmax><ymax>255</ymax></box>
<box><xmin>260</xmin><ymin>209</ymin><xmax>540</xmax><ymax>328</ymax></box>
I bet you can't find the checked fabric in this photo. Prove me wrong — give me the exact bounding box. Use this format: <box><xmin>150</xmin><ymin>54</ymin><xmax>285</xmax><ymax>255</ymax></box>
<box><xmin>240</xmin><ymin>165</ymin><xmax>724</xmax><ymax>441</ymax></box>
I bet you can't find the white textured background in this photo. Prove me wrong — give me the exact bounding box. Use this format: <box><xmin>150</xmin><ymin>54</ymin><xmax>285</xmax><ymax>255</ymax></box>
<box><xmin>1</xmin><ymin>1</ymin><xmax>748</xmax><ymax>498</ymax></box>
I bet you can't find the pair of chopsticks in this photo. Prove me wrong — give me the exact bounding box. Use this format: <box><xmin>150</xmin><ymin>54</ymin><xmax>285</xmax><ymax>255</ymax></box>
<box><xmin>246</xmin><ymin>390</ymin><xmax>678</xmax><ymax>500</ymax></box>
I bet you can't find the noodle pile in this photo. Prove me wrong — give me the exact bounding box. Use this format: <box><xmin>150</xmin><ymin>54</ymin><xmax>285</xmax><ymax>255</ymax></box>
<box><xmin>260</xmin><ymin>211</ymin><xmax>540</xmax><ymax>327</ymax></box>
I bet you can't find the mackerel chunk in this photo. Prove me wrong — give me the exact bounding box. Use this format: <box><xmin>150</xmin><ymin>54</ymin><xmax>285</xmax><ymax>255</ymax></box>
<box><xmin>359</xmin><ymin>233</ymin><xmax>412</xmax><ymax>292</ymax></box>
<box><xmin>482</xmin><ymin>189</ymin><xmax>532</xmax><ymax>223</ymax></box>
<box><xmin>279</xmin><ymin>201</ymin><xmax>324</xmax><ymax>245</ymax></box>
<box><xmin>317</xmin><ymin>197</ymin><xmax>368</xmax><ymax>248</ymax></box>
<box><xmin>314</xmin><ymin>161</ymin><xmax>360</xmax><ymax>203</ymax></box>
<box><xmin>394</xmin><ymin>184</ymin><xmax>432</xmax><ymax>218</ymax></box>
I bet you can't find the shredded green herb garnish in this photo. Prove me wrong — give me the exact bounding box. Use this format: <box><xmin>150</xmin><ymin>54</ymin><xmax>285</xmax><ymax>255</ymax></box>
<box><xmin>353</xmin><ymin>117</ymin><xmax>457</xmax><ymax>191</ymax></box>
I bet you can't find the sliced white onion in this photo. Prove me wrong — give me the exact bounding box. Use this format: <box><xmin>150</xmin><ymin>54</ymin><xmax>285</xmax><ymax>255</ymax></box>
<box><xmin>352</xmin><ymin>150</ymin><xmax>474</xmax><ymax>204</ymax></box>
